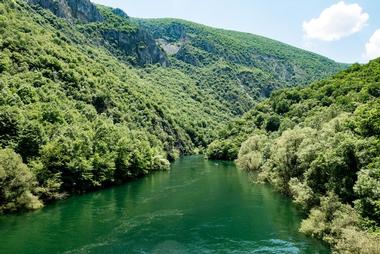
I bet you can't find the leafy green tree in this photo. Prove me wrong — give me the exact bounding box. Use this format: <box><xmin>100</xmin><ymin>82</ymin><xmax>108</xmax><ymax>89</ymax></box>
<box><xmin>0</xmin><ymin>106</ymin><xmax>22</xmax><ymax>148</ymax></box>
<box><xmin>354</xmin><ymin>158</ymin><xmax>380</xmax><ymax>224</ymax></box>
<box><xmin>269</xmin><ymin>128</ymin><xmax>315</xmax><ymax>193</ymax></box>
<box><xmin>354</xmin><ymin>100</ymin><xmax>380</xmax><ymax>137</ymax></box>
<box><xmin>265</xmin><ymin>115</ymin><xmax>281</xmax><ymax>132</ymax></box>
<box><xmin>236</xmin><ymin>134</ymin><xmax>269</xmax><ymax>171</ymax></box>
<box><xmin>0</xmin><ymin>149</ymin><xmax>43</xmax><ymax>213</ymax></box>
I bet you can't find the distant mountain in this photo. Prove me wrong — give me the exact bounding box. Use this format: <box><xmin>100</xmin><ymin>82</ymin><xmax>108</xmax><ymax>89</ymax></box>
<box><xmin>139</xmin><ymin>18</ymin><xmax>346</xmax><ymax>85</ymax></box>
<box><xmin>0</xmin><ymin>0</ymin><xmax>346</xmax><ymax>213</ymax></box>
<box><xmin>137</xmin><ymin>18</ymin><xmax>348</xmax><ymax>114</ymax></box>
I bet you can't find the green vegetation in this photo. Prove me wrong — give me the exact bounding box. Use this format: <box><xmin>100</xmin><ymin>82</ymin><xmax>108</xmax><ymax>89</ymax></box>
<box><xmin>139</xmin><ymin>18</ymin><xmax>347</xmax><ymax>115</ymax></box>
<box><xmin>1</xmin><ymin>0</ymin><xmax>378</xmax><ymax>252</ymax></box>
<box><xmin>0</xmin><ymin>149</ymin><xmax>43</xmax><ymax>212</ymax></box>
<box><xmin>210</xmin><ymin>59</ymin><xmax>380</xmax><ymax>252</ymax></box>
<box><xmin>0</xmin><ymin>0</ymin><xmax>345</xmax><ymax>213</ymax></box>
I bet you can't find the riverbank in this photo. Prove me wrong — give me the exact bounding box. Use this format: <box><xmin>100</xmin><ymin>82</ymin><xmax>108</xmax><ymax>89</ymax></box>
<box><xmin>0</xmin><ymin>156</ymin><xmax>330</xmax><ymax>253</ymax></box>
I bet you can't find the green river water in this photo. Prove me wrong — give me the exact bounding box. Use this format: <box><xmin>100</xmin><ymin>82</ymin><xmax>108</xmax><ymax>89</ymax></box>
<box><xmin>0</xmin><ymin>156</ymin><xmax>330</xmax><ymax>254</ymax></box>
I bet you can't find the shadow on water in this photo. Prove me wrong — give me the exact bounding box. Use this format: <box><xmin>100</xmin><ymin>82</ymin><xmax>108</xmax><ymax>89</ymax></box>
<box><xmin>0</xmin><ymin>156</ymin><xmax>330</xmax><ymax>254</ymax></box>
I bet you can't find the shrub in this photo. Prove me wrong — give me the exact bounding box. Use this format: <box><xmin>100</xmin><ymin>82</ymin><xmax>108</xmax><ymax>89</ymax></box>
<box><xmin>0</xmin><ymin>149</ymin><xmax>43</xmax><ymax>213</ymax></box>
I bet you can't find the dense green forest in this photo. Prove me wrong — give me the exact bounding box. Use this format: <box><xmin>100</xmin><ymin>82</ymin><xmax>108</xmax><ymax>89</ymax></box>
<box><xmin>0</xmin><ymin>0</ymin><xmax>344</xmax><ymax>213</ymax></box>
<box><xmin>1</xmin><ymin>0</ymin><xmax>380</xmax><ymax>252</ymax></box>
<box><xmin>208</xmin><ymin>59</ymin><xmax>380</xmax><ymax>253</ymax></box>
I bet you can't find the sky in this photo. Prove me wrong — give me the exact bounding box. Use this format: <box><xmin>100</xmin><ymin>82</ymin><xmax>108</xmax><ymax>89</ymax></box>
<box><xmin>91</xmin><ymin>0</ymin><xmax>380</xmax><ymax>64</ymax></box>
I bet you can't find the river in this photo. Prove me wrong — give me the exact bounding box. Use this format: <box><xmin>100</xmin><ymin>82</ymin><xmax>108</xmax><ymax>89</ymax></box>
<box><xmin>0</xmin><ymin>156</ymin><xmax>330</xmax><ymax>253</ymax></box>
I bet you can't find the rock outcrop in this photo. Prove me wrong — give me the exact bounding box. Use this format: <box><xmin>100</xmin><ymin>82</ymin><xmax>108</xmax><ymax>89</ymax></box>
<box><xmin>102</xmin><ymin>29</ymin><xmax>169</xmax><ymax>66</ymax></box>
<box><xmin>27</xmin><ymin>0</ymin><xmax>168</xmax><ymax>66</ymax></box>
<box><xmin>28</xmin><ymin>0</ymin><xmax>103</xmax><ymax>23</ymax></box>
<box><xmin>111</xmin><ymin>8</ymin><xmax>129</xmax><ymax>19</ymax></box>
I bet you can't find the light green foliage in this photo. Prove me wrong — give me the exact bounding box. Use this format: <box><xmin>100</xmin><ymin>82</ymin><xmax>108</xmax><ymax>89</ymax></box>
<box><xmin>0</xmin><ymin>149</ymin><xmax>43</xmax><ymax>213</ymax></box>
<box><xmin>137</xmin><ymin>18</ymin><xmax>346</xmax><ymax>119</ymax></box>
<box><xmin>0</xmin><ymin>0</ymin><xmax>377</xmax><ymax>252</ymax></box>
<box><xmin>269</xmin><ymin>128</ymin><xmax>316</xmax><ymax>192</ymax></box>
<box><xmin>216</xmin><ymin>58</ymin><xmax>380</xmax><ymax>252</ymax></box>
<box><xmin>334</xmin><ymin>228</ymin><xmax>380</xmax><ymax>254</ymax></box>
<box><xmin>206</xmin><ymin>139</ymin><xmax>240</xmax><ymax>161</ymax></box>
<box><xmin>299</xmin><ymin>193</ymin><xmax>353</xmax><ymax>240</ymax></box>
<box><xmin>236</xmin><ymin>134</ymin><xmax>269</xmax><ymax>171</ymax></box>
<box><xmin>0</xmin><ymin>0</ymin><xmax>191</xmax><ymax>209</ymax></box>
<box><xmin>289</xmin><ymin>178</ymin><xmax>316</xmax><ymax>211</ymax></box>
<box><xmin>300</xmin><ymin>193</ymin><xmax>380</xmax><ymax>254</ymax></box>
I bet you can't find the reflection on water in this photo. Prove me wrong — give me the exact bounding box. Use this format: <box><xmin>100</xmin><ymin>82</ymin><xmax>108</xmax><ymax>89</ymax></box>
<box><xmin>0</xmin><ymin>156</ymin><xmax>330</xmax><ymax>254</ymax></box>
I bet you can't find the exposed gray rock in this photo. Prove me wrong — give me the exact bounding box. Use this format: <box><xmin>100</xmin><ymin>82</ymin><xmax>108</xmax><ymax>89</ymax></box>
<box><xmin>102</xmin><ymin>29</ymin><xmax>168</xmax><ymax>66</ymax></box>
<box><xmin>27</xmin><ymin>0</ymin><xmax>103</xmax><ymax>23</ymax></box>
<box><xmin>111</xmin><ymin>8</ymin><xmax>128</xmax><ymax>19</ymax></box>
<box><xmin>156</xmin><ymin>39</ymin><xmax>181</xmax><ymax>56</ymax></box>
<box><xmin>27</xmin><ymin>0</ymin><xmax>168</xmax><ymax>66</ymax></box>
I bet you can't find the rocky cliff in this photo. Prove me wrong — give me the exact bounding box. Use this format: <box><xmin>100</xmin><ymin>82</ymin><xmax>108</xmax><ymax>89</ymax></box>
<box><xmin>27</xmin><ymin>0</ymin><xmax>168</xmax><ymax>66</ymax></box>
<box><xmin>101</xmin><ymin>29</ymin><xmax>169</xmax><ymax>66</ymax></box>
<box><xmin>28</xmin><ymin>0</ymin><xmax>103</xmax><ymax>23</ymax></box>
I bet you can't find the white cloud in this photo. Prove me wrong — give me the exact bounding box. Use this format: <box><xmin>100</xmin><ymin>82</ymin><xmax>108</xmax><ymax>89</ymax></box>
<box><xmin>303</xmin><ymin>1</ymin><xmax>369</xmax><ymax>41</ymax></box>
<box><xmin>365</xmin><ymin>29</ymin><xmax>380</xmax><ymax>61</ymax></box>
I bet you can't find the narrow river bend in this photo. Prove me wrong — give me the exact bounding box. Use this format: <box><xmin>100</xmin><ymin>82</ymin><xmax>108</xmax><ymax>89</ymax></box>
<box><xmin>0</xmin><ymin>156</ymin><xmax>329</xmax><ymax>254</ymax></box>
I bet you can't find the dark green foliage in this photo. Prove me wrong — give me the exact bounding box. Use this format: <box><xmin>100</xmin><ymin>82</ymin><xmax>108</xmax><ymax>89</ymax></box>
<box><xmin>0</xmin><ymin>107</ymin><xmax>22</xmax><ymax>147</ymax></box>
<box><xmin>265</xmin><ymin>116</ymin><xmax>281</xmax><ymax>132</ymax></box>
<box><xmin>1</xmin><ymin>0</ymin><xmax>376</xmax><ymax>251</ymax></box>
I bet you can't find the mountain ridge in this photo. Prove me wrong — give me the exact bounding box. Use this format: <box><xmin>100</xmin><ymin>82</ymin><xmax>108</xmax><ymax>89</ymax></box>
<box><xmin>28</xmin><ymin>0</ymin><xmax>104</xmax><ymax>23</ymax></box>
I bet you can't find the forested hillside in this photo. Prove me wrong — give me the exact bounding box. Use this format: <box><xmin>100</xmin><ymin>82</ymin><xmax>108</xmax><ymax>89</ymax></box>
<box><xmin>137</xmin><ymin>18</ymin><xmax>347</xmax><ymax>114</ymax></box>
<box><xmin>0</xmin><ymin>0</ymin><xmax>345</xmax><ymax>213</ymax></box>
<box><xmin>207</xmin><ymin>59</ymin><xmax>380</xmax><ymax>253</ymax></box>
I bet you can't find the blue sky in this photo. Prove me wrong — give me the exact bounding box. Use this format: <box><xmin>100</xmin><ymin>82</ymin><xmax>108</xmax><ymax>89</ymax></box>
<box><xmin>91</xmin><ymin>0</ymin><xmax>380</xmax><ymax>64</ymax></box>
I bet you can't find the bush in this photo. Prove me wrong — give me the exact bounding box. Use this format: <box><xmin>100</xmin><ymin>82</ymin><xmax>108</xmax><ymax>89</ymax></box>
<box><xmin>206</xmin><ymin>139</ymin><xmax>240</xmax><ymax>160</ymax></box>
<box><xmin>0</xmin><ymin>149</ymin><xmax>43</xmax><ymax>213</ymax></box>
<box><xmin>269</xmin><ymin>127</ymin><xmax>315</xmax><ymax>193</ymax></box>
<box><xmin>236</xmin><ymin>134</ymin><xmax>269</xmax><ymax>171</ymax></box>
<box><xmin>289</xmin><ymin>178</ymin><xmax>316</xmax><ymax>211</ymax></box>
<box><xmin>335</xmin><ymin>228</ymin><xmax>380</xmax><ymax>254</ymax></box>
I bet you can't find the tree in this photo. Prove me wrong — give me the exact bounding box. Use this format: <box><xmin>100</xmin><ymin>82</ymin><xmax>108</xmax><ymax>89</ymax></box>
<box><xmin>269</xmin><ymin>127</ymin><xmax>315</xmax><ymax>193</ymax></box>
<box><xmin>354</xmin><ymin>158</ymin><xmax>380</xmax><ymax>224</ymax></box>
<box><xmin>265</xmin><ymin>115</ymin><xmax>280</xmax><ymax>132</ymax></box>
<box><xmin>354</xmin><ymin>100</ymin><xmax>380</xmax><ymax>137</ymax></box>
<box><xmin>0</xmin><ymin>149</ymin><xmax>43</xmax><ymax>213</ymax></box>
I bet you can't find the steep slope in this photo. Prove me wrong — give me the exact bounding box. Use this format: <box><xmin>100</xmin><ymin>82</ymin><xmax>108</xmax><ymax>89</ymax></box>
<box><xmin>207</xmin><ymin>59</ymin><xmax>380</xmax><ymax>252</ymax></box>
<box><xmin>0</xmin><ymin>0</ymin><xmax>225</xmax><ymax>212</ymax></box>
<box><xmin>140</xmin><ymin>18</ymin><xmax>344</xmax><ymax>85</ymax></box>
<box><xmin>137</xmin><ymin>18</ymin><xmax>348</xmax><ymax>115</ymax></box>
<box><xmin>27</xmin><ymin>0</ymin><xmax>104</xmax><ymax>23</ymax></box>
<box><xmin>0</xmin><ymin>0</ymin><xmax>346</xmax><ymax>213</ymax></box>
<box><xmin>27</xmin><ymin>0</ymin><xmax>347</xmax><ymax>117</ymax></box>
